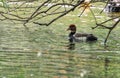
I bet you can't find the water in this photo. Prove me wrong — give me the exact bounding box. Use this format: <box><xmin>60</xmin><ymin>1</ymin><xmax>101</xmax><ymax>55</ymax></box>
<box><xmin>0</xmin><ymin>22</ymin><xmax>120</xmax><ymax>78</ymax></box>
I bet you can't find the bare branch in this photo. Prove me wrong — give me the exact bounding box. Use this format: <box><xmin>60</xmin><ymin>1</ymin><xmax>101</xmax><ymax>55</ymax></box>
<box><xmin>25</xmin><ymin>0</ymin><xmax>51</xmax><ymax>23</ymax></box>
<box><xmin>92</xmin><ymin>16</ymin><xmax>120</xmax><ymax>29</ymax></box>
<box><xmin>104</xmin><ymin>18</ymin><xmax>120</xmax><ymax>46</ymax></box>
<box><xmin>33</xmin><ymin>0</ymin><xmax>84</xmax><ymax>26</ymax></box>
<box><xmin>0</xmin><ymin>13</ymin><xmax>26</xmax><ymax>21</ymax></box>
<box><xmin>100</xmin><ymin>0</ymin><xmax>110</xmax><ymax>14</ymax></box>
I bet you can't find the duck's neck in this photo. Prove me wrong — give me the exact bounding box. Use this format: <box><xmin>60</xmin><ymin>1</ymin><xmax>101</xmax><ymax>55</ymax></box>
<box><xmin>68</xmin><ymin>31</ymin><xmax>76</xmax><ymax>43</ymax></box>
<box><xmin>69</xmin><ymin>31</ymin><xmax>76</xmax><ymax>37</ymax></box>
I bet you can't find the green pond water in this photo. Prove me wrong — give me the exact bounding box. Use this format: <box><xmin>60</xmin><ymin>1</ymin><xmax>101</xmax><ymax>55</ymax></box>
<box><xmin>0</xmin><ymin>21</ymin><xmax>120</xmax><ymax>78</ymax></box>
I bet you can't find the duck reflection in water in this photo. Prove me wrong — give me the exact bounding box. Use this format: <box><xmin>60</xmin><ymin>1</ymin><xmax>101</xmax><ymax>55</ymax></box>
<box><xmin>67</xmin><ymin>43</ymin><xmax>75</xmax><ymax>50</ymax></box>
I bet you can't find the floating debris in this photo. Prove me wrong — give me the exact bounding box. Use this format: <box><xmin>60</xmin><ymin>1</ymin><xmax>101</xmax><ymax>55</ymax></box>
<box><xmin>80</xmin><ymin>69</ymin><xmax>88</xmax><ymax>77</ymax></box>
<box><xmin>37</xmin><ymin>52</ymin><xmax>42</xmax><ymax>57</ymax></box>
<box><xmin>2</xmin><ymin>76</ymin><xmax>6</xmax><ymax>78</ymax></box>
<box><xmin>30</xmin><ymin>74</ymin><xmax>34</xmax><ymax>76</ymax></box>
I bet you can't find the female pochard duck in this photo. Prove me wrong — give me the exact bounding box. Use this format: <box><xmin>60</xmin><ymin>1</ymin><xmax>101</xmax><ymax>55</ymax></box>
<box><xmin>67</xmin><ymin>24</ymin><xmax>97</xmax><ymax>43</ymax></box>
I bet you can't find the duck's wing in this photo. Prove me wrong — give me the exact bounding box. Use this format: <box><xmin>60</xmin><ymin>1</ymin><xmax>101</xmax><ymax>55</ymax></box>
<box><xmin>74</xmin><ymin>33</ymin><xmax>88</xmax><ymax>37</ymax></box>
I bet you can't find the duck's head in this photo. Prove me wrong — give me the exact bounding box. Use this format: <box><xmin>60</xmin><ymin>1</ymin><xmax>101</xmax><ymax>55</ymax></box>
<box><xmin>67</xmin><ymin>24</ymin><xmax>76</xmax><ymax>32</ymax></box>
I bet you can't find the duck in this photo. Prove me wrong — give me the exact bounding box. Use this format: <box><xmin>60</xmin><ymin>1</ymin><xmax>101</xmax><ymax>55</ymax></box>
<box><xmin>67</xmin><ymin>24</ymin><xmax>97</xmax><ymax>43</ymax></box>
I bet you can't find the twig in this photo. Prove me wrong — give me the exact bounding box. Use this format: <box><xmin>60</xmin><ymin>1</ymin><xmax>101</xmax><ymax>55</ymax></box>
<box><xmin>33</xmin><ymin>1</ymin><xmax>84</xmax><ymax>26</ymax></box>
<box><xmin>92</xmin><ymin>16</ymin><xmax>120</xmax><ymax>29</ymax></box>
<box><xmin>100</xmin><ymin>0</ymin><xmax>110</xmax><ymax>14</ymax></box>
<box><xmin>104</xmin><ymin>18</ymin><xmax>120</xmax><ymax>46</ymax></box>
<box><xmin>25</xmin><ymin>0</ymin><xmax>50</xmax><ymax>23</ymax></box>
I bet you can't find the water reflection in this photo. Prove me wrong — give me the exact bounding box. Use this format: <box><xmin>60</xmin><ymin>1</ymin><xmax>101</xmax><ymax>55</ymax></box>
<box><xmin>0</xmin><ymin>49</ymin><xmax>120</xmax><ymax>78</ymax></box>
<box><xmin>67</xmin><ymin>43</ymin><xmax>75</xmax><ymax>50</ymax></box>
<box><xmin>104</xmin><ymin>57</ymin><xmax>110</xmax><ymax>78</ymax></box>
